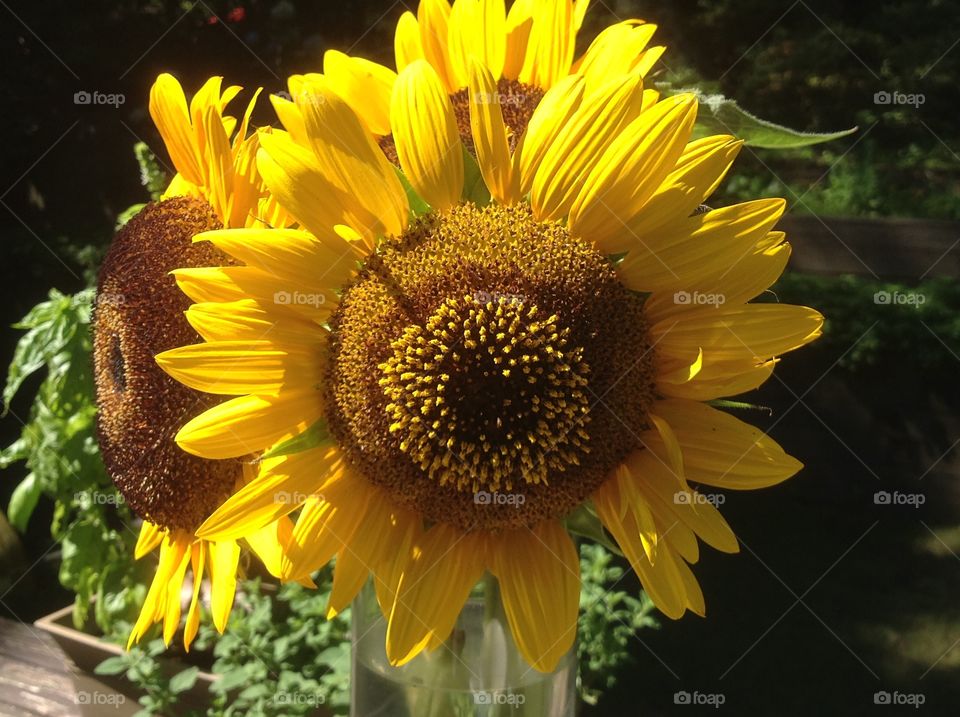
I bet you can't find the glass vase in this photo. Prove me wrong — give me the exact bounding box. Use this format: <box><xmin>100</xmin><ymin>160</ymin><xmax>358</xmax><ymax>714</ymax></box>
<box><xmin>351</xmin><ymin>573</ymin><xmax>577</xmax><ymax>717</ymax></box>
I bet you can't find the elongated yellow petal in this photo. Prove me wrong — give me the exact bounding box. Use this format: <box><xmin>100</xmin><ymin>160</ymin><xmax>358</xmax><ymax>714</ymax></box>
<box><xmin>447</xmin><ymin>0</ymin><xmax>507</xmax><ymax>87</ymax></box>
<box><xmin>490</xmin><ymin>521</ymin><xmax>579</xmax><ymax>672</ymax></box>
<box><xmin>468</xmin><ymin>59</ymin><xmax>518</xmax><ymax>204</ymax></box>
<box><xmin>197</xmin><ymin>446</ymin><xmax>343</xmax><ymax>541</ymax></box>
<box><xmin>324</xmin><ymin>50</ymin><xmax>397</xmax><ymax>136</ymax></box>
<box><xmin>574</xmin><ymin>21</ymin><xmax>657</xmax><ymax>95</ymax></box>
<box><xmin>183</xmin><ymin>542</ymin><xmax>205</xmax><ymax>651</ymax></box>
<box><xmin>531</xmin><ymin>73</ymin><xmax>644</xmax><ymax>222</ymax></box>
<box><xmin>162</xmin><ymin>537</ymin><xmax>192</xmax><ymax>646</ymax></box>
<box><xmin>297</xmin><ymin>76</ymin><xmax>408</xmax><ymax>241</ymax></box>
<box><xmin>149</xmin><ymin>74</ymin><xmax>203</xmax><ymax>185</ymax></box>
<box><xmin>134</xmin><ymin>520</ymin><xmax>164</xmax><ymax>559</ymax></box>
<box><xmin>175</xmin><ymin>390</ymin><xmax>324</xmax><ymax>459</ymax></box>
<box><xmin>617</xmin><ymin>198</ymin><xmax>787</xmax><ymax>292</ymax></box>
<box><xmin>386</xmin><ymin>524</ymin><xmax>487</xmax><ymax>666</ymax></box>
<box><xmin>269</xmin><ymin>94</ymin><xmax>308</xmax><ymax>146</ymax></box>
<box><xmin>395</xmin><ymin>11</ymin><xmax>425</xmax><ymax>71</ymax></box>
<box><xmin>156</xmin><ymin>341</ymin><xmax>320</xmax><ymax>396</ymax></box>
<box><xmin>659</xmin><ymin>358</ymin><xmax>778</xmax><ymax>401</ymax></box>
<box><xmin>391</xmin><ymin>60</ymin><xmax>463</xmax><ymax>211</ymax></box>
<box><xmin>519</xmin><ymin>0</ymin><xmax>574</xmax><ymax>89</ymax></box>
<box><xmin>418</xmin><ymin>0</ymin><xmax>456</xmax><ymax>92</ymax></box>
<box><xmin>208</xmin><ymin>539</ymin><xmax>240</xmax><ymax>633</ymax></box>
<box><xmin>503</xmin><ymin>0</ymin><xmax>534</xmax><ymax>79</ymax></box>
<box><xmin>568</xmin><ymin>94</ymin><xmax>698</xmax><ymax>252</ymax></box>
<box><xmin>652</xmin><ymin>304</ymin><xmax>824</xmax><ymax>364</ymax></box>
<box><xmin>654</xmin><ymin>398</ymin><xmax>804</xmax><ymax>489</ymax></box>
<box><xmin>517</xmin><ymin>73</ymin><xmax>584</xmax><ymax>194</ymax></box>
<box><xmin>185</xmin><ymin>299</ymin><xmax>324</xmax><ymax>345</ymax></box>
<box><xmin>127</xmin><ymin>534</ymin><xmax>188</xmax><ymax>649</ymax></box>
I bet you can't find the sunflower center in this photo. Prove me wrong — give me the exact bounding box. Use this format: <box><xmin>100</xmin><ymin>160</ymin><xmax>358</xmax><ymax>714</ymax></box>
<box><xmin>326</xmin><ymin>202</ymin><xmax>657</xmax><ymax>531</ymax></box>
<box><xmin>379</xmin><ymin>78</ymin><xmax>544</xmax><ymax>164</ymax></box>
<box><xmin>379</xmin><ymin>295</ymin><xmax>591</xmax><ymax>494</ymax></box>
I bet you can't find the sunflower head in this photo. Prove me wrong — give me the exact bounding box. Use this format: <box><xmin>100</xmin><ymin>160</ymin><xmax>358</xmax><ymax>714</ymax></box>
<box><xmin>94</xmin><ymin>196</ymin><xmax>241</xmax><ymax>532</ymax></box>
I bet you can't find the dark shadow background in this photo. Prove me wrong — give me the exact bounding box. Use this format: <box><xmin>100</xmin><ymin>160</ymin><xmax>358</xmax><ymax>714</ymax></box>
<box><xmin>2</xmin><ymin>1</ymin><xmax>959</xmax><ymax>715</ymax></box>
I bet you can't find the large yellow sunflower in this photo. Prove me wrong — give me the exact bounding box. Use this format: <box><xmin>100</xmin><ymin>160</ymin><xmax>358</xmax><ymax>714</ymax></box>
<box><xmin>272</xmin><ymin>0</ymin><xmax>664</xmax><ymax>153</ymax></box>
<box><xmin>93</xmin><ymin>74</ymin><xmax>300</xmax><ymax>652</ymax></box>
<box><xmin>158</xmin><ymin>61</ymin><xmax>822</xmax><ymax>672</ymax></box>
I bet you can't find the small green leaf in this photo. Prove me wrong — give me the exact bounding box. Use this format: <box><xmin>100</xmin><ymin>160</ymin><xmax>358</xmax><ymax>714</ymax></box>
<box><xmin>564</xmin><ymin>503</ymin><xmax>623</xmax><ymax>557</ymax></box>
<box><xmin>7</xmin><ymin>473</ymin><xmax>42</xmax><ymax>532</ymax></box>
<box><xmin>261</xmin><ymin>419</ymin><xmax>329</xmax><ymax>459</ymax></box>
<box><xmin>708</xmin><ymin>399</ymin><xmax>772</xmax><ymax>414</ymax></box>
<box><xmin>212</xmin><ymin>668</ymin><xmax>249</xmax><ymax>694</ymax></box>
<box><xmin>395</xmin><ymin>167</ymin><xmax>432</xmax><ymax>217</ymax></box>
<box><xmin>94</xmin><ymin>656</ymin><xmax>129</xmax><ymax>676</ymax></box>
<box><xmin>669</xmin><ymin>88</ymin><xmax>857</xmax><ymax>149</ymax></box>
<box><xmin>115</xmin><ymin>203</ymin><xmax>146</xmax><ymax>230</ymax></box>
<box><xmin>169</xmin><ymin>666</ymin><xmax>200</xmax><ymax>694</ymax></box>
<box><xmin>461</xmin><ymin>146</ymin><xmax>491</xmax><ymax>206</ymax></box>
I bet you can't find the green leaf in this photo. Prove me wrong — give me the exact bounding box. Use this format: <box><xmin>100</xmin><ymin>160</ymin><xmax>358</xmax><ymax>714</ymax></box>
<box><xmin>708</xmin><ymin>399</ymin><xmax>772</xmax><ymax>414</ymax></box>
<box><xmin>212</xmin><ymin>668</ymin><xmax>249</xmax><ymax>694</ymax></box>
<box><xmin>261</xmin><ymin>419</ymin><xmax>329</xmax><ymax>459</ymax></box>
<box><xmin>7</xmin><ymin>473</ymin><xmax>41</xmax><ymax>532</ymax></box>
<box><xmin>564</xmin><ymin>503</ymin><xmax>623</xmax><ymax>557</ymax></box>
<box><xmin>394</xmin><ymin>167</ymin><xmax>431</xmax><ymax>217</ymax></box>
<box><xmin>461</xmin><ymin>146</ymin><xmax>491</xmax><ymax>206</ymax></box>
<box><xmin>115</xmin><ymin>203</ymin><xmax>146</xmax><ymax>230</ymax></box>
<box><xmin>169</xmin><ymin>666</ymin><xmax>200</xmax><ymax>694</ymax></box>
<box><xmin>94</xmin><ymin>655</ymin><xmax>129</xmax><ymax>676</ymax></box>
<box><xmin>670</xmin><ymin>88</ymin><xmax>857</xmax><ymax>149</ymax></box>
<box><xmin>4</xmin><ymin>291</ymin><xmax>75</xmax><ymax>409</ymax></box>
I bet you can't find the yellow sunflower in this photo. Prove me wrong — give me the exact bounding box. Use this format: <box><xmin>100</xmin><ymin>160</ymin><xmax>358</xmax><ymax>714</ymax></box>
<box><xmin>93</xmin><ymin>74</ymin><xmax>300</xmax><ymax>652</ymax></box>
<box><xmin>272</xmin><ymin>0</ymin><xmax>664</xmax><ymax>154</ymax></box>
<box><xmin>158</xmin><ymin>62</ymin><xmax>822</xmax><ymax>672</ymax></box>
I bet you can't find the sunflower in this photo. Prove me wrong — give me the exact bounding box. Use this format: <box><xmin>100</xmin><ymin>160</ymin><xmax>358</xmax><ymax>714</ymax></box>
<box><xmin>93</xmin><ymin>74</ymin><xmax>299</xmax><ymax>652</ymax></box>
<box><xmin>158</xmin><ymin>62</ymin><xmax>822</xmax><ymax>672</ymax></box>
<box><xmin>272</xmin><ymin>0</ymin><xmax>664</xmax><ymax>160</ymax></box>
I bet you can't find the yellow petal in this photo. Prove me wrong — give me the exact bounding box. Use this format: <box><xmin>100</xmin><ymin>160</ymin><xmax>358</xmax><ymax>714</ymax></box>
<box><xmin>447</xmin><ymin>0</ymin><xmax>507</xmax><ymax>87</ymax></box>
<box><xmin>468</xmin><ymin>59</ymin><xmax>519</xmax><ymax>204</ymax></box>
<box><xmin>183</xmin><ymin>542</ymin><xmax>206</xmax><ymax>651</ymax></box>
<box><xmin>134</xmin><ymin>520</ymin><xmax>164</xmax><ymax>559</ymax></box>
<box><xmin>418</xmin><ymin>0</ymin><xmax>456</xmax><ymax>92</ymax></box>
<box><xmin>391</xmin><ymin>60</ymin><xmax>463</xmax><ymax>211</ymax></box>
<box><xmin>503</xmin><ymin>0</ymin><xmax>534</xmax><ymax>79</ymax></box>
<box><xmin>197</xmin><ymin>446</ymin><xmax>344</xmax><ymax>541</ymax></box>
<box><xmin>654</xmin><ymin>398</ymin><xmax>804</xmax><ymax>489</ymax></box>
<box><xmin>127</xmin><ymin>534</ymin><xmax>188</xmax><ymax>649</ymax></box>
<box><xmin>659</xmin><ymin>358</ymin><xmax>778</xmax><ymax>401</ymax></box>
<box><xmin>269</xmin><ymin>94</ymin><xmax>308</xmax><ymax>146</ymax></box>
<box><xmin>162</xmin><ymin>537</ymin><xmax>193</xmax><ymax>646</ymax></box>
<box><xmin>490</xmin><ymin>521</ymin><xmax>579</xmax><ymax>672</ymax></box>
<box><xmin>517</xmin><ymin>73</ymin><xmax>584</xmax><ymax>194</ymax></box>
<box><xmin>324</xmin><ymin>50</ymin><xmax>397</xmax><ymax>136</ymax></box>
<box><xmin>208</xmin><ymin>539</ymin><xmax>240</xmax><ymax>633</ymax></box>
<box><xmin>519</xmin><ymin>0</ymin><xmax>575</xmax><ymax>89</ymax></box>
<box><xmin>175</xmin><ymin>390</ymin><xmax>324</xmax><ymax>460</ymax></box>
<box><xmin>298</xmin><ymin>76</ymin><xmax>408</xmax><ymax>240</ymax></box>
<box><xmin>568</xmin><ymin>94</ymin><xmax>698</xmax><ymax>253</ymax></box>
<box><xmin>574</xmin><ymin>21</ymin><xmax>658</xmax><ymax>95</ymax></box>
<box><xmin>531</xmin><ymin>73</ymin><xmax>644</xmax><ymax>222</ymax></box>
<box><xmin>185</xmin><ymin>299</ymin><xmax>325</xmax><ymax>345</ymax></box>
<box><xmin>149</xmin><ymin>74</ymin><xmax>203</xmax><ymax>185</ymax></box>
<box><xmin>395</xmin><ymin>11</ymin><xmax>425</xmax><ymax>71</ymax></box>
<box><xmin>156</xmin><ymin>340</ymin><xmax>321</xmax><ymax>396</ymax></box>
<box><xmin>386</xmin><ymin>524</ymin><xmax>487</xmax><ymax>666</ymax></box>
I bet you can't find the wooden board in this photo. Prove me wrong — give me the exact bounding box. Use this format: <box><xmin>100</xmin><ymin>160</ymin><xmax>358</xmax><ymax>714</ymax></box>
<box><xmin>0</xmin><ymin>617</ymin><xmax>81</xmax><ymax>717</ymax></box>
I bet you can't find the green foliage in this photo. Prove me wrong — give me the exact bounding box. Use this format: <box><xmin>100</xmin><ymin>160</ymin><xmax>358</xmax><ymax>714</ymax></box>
<box><xmin>1</xmin><ymin>289</ymin><xmax>148</xmax><ymax>634</ymax></box>
<box><xmin>135</xmin><ymin>141</ymin><xmax>168</xmax><ymax>201</ymax></box>
<box><xmin>770</xmin><ymin>273</ymin><xmax>960</xmax><ymax>370</ymax></box>
<box><xmin>260</xmin><ymin>419</ymin><xmax>329</xmax><ymax>459</ymax></box>
<box><xmin>577</xmin><ymin>543</ymin><xmax>658</xmax><ymax>706</ymax></box>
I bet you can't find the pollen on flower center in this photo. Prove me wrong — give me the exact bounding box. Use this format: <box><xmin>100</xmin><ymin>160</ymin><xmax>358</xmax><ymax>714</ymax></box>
<box><xmin>325</xmin><ymin>202</ymin><xmax>657</xmax><ymax>531</ymax></box>
<box><xmin>379</xmin><ymin>295</ymin><xmax>591</xmax><ymax>495</ymax></box>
